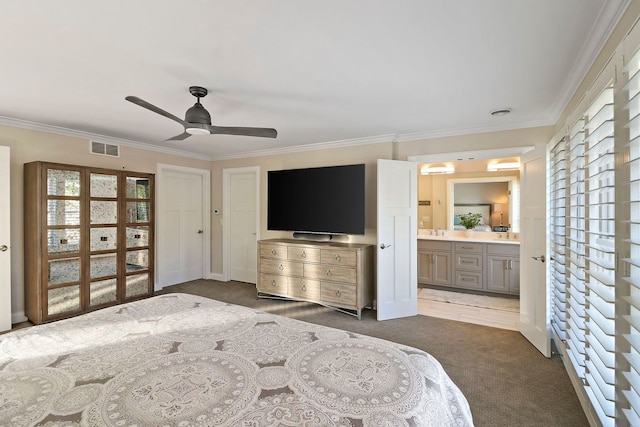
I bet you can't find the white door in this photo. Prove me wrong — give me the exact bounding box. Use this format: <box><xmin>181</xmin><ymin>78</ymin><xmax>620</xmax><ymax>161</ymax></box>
<box><xmin>228</xmin><ymin>170</ymin><xmax>258</xmax><ymax>283</ymax></box>
<box><xmin>157</xmin><ymin>167</ymin><xmax>208</xmax><ymax>288</ymax></box>
<box><xmin>377</xmin><ymin>159</ymin><xmax>418</xmax><ymax>320</ymax></box>
<box><xmin>0</xmin><ymin>146</ymin><xmax>11</xmax><ymax>331</ymax></box>
<box><xmin>519</xmin><ymin>145</ymin><xmax>550</xmax><ymax>356</ymax></box>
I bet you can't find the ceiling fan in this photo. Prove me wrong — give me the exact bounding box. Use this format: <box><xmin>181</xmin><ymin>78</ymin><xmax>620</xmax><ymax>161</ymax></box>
<box><xmin>125</xmin><ymin>86</ymin><xmax>277</xmax><ymax>141</ymax></box>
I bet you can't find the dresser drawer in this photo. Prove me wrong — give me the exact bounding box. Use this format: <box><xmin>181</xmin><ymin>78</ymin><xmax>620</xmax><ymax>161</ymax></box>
<box><xmin>321</xmin><ymin>249</ymin><xmax>357</xmax><ymax>267</ymax></box>
<box><xmin>418</xmin><ymin>240</ymin><xmax>452</xmax><ymax>251</ymax></box>
<box><xmin>304</xmin><ymin>264</ymin><xmax>357</xmax><ymax>283</ymax></box>
<box><xmin>258</xmin><ymin>273</ymin><xmax>288</xmax><ymax>294</ymax></box>
<box><xmin>288</xmin><ymin>246</ymin><xmax>321</xmax><ymax>263</ymax></box>
<box><xmin>289</xmin><ymin>277</ymin><xmax>321</xmax><ymax>301</ymax></box>
<box><xmin>454</xmin><ymin>242</ymin><xmax>484</xmax><ymax>253</ymax></box>
<box><xmin>453</xmin><ymin>271</ymin><xmax>483</xmax><ymax>290</ymax></box>
<box><xmin>260</xmin><ymin>259</ymin><xmax>303</xmax><ymax>276</ymax></box>
<box><xmin>259</xmin><ymin>244</ymin><xmax>287</xmax><ymax>260</ymax></box>
<box><xmin>486</xmin><ymin>243</ymin><xmax>520</xmax><ymax>256</ymax></box>
<box><xmin>321</xmin><ymin>282</ymin><xmax>357</xmax><ymax>307</ymax></box>
<box><xmin>455</xmin><ymin>253</ymin><xmax>483</xmax><ymax>271</ymax></box>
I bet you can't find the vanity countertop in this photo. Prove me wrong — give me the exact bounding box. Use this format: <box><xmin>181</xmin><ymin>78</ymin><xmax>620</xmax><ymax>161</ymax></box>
<box><xmin>417</xmin><ymin>231</ymin><xmax>520</xmax><ymax>245</ymax></box>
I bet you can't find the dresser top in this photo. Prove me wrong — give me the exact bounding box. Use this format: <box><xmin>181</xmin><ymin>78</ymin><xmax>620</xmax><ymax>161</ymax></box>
<box><xmin>259</xmin><ymin>238</ymin><xmax>372</xmax><ymax>249</ymax></box>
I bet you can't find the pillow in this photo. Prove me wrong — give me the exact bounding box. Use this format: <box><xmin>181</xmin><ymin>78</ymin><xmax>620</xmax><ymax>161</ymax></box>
<box><xmin>454</xmin><ymin>215</ymin><xmax>462</xmax><ymax>225</ymax></box>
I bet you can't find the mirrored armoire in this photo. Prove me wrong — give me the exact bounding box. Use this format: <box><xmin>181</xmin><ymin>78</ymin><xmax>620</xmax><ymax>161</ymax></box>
<box><xmin>24</xmin><ymin>161</ymin><xmax>154</xmax><ymax>324</ymax></box>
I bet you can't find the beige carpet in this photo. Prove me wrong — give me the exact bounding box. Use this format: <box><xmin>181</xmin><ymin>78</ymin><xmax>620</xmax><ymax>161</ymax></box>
<box><xmin>419</xmin><ymin>288</ymin><xmax>519</xmax><ymax>312</ymax></box>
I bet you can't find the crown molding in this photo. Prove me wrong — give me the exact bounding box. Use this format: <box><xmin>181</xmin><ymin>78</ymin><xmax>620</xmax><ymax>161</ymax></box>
<box><xmin>0</xmin><ymin>115</ymin><xmax>213</xmax><ymax>161</ymax></box>
<box><xmin>209</xmin><ymin>133</ymin><xmax>397</xmax><ymax>161</ymax></box>
<box><xmin>395</xmin><ymin>118</ymin><xmax>554</xmax><ymax>143</ymax></box>
<box><xmin>548</xmin><ymin>0</ymin><xmax>631</xmax><ymax>122</ymax></box>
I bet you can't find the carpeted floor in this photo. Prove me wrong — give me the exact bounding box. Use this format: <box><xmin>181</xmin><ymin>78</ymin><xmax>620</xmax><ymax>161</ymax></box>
<box><xmin>158</xmin><ymin>279</ymin><xmax>588</xmax><ymax>427</ymax></box>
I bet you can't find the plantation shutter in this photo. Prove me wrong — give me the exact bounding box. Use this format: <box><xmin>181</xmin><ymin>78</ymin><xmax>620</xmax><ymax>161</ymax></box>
<box><xmin>550</xmin><ymin>138</ymin><xmax>568</xmax><ymax>341</ymax></box>
<box><xmin>621</xmin><ymin>42</ymin><xmax>640</xmax><ymax>426</ymax></box>
<box><xmin>583</xmin><ymin>83</ymin><xmax>616</xmax><ymax>425</ymax></box>
<box><xmin>566</xmin><ymin>117</ymin><xmax>587</xmax><ymax>380</ymax></box>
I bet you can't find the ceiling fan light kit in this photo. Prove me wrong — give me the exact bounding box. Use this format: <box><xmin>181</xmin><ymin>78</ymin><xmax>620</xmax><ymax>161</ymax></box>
<box><xmin>125</xmin><ymin>86</ymin><xmax>277</xmax><ymax>141</ymax></box>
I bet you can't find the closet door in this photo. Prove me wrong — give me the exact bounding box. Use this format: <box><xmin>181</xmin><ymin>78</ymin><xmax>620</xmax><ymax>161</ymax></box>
<box><xmin>44</xmin><ymin>166</ymin><xmax>84</xmax><ymax>319</ymax></box>
<box><xmin>87</xmin><ymin>170</ymin><xmax>119</xmax><ymax>308</ymax></box>
<box><xmin>123</xmin><ymin>174</ymin><xmax>154</xmax><ymax>299</ymax></box>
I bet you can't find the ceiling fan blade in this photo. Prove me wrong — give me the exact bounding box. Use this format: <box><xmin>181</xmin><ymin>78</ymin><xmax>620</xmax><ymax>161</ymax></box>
<box><xmin>206</xmin><ymin>125</ymin><xmax>277</xmax><ymax>138</ymax></box>
<box><xmin>125</xmin><ymin>96</ymin><xmax>189</xmax><ymax>127</ymax></box>
<box><xmin>166</xmin><ymin>132</ymin><xmax>191</xmax><ymax>141</ymax></box>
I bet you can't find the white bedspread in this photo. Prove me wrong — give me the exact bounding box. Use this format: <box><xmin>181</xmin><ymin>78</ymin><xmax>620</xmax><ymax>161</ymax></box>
<box><xmin>0</xmin><ymin>293</ymin><xmax>473</xmax><ymax>426</ymax></box>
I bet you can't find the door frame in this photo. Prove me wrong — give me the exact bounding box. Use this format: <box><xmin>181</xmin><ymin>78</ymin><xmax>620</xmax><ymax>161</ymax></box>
<box><xmin>156</xmin><ymin>163</ymin><xmax>211</xmax><ymax>290</ymax></box>
<box><xmin>222</xmin><ymin>166</ymin><xmax>261</xmax><ymax>282</ymax></box>
<box><xmin>0</xmin><ymin>146</ymin><xmax>11</xmax><ymax>331</ymax></box>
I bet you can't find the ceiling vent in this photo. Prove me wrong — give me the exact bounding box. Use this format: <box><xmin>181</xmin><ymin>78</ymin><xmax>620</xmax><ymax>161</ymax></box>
<box><xmin>90</xmin><ymin>141</ymin><xmax>119</xmax><ymax>157</ymax></box>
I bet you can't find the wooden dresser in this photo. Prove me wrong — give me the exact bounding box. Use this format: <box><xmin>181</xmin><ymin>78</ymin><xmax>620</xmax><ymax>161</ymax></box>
<box><xmin>257</xmin><ymin>239</ymin><xmax>373</xmax><ymax>318</ymax></box>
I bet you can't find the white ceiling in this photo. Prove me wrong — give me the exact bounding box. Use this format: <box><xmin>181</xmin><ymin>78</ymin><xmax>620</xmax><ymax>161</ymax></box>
<box><xmin>0</xmin><ymin>1</ymin><xmax>630</xmax><ymax>160</ymax></box>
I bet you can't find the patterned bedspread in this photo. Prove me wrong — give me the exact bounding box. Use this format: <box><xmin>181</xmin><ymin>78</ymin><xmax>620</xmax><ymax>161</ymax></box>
<box><xmin>0</xmin><ymin>293</ymin><xmax>473</xmax><ymax>426</ymax></box>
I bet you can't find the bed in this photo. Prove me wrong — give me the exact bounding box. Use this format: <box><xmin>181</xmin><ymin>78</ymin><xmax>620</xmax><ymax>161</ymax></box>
<box><xmin>0</xmin><ymin>293</ymin><xmax>473</xmax><ymax>426</ymax></box>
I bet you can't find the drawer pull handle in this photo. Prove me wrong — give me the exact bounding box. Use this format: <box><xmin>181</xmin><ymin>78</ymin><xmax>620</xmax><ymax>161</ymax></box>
<box><xmin>271</xmin><ymin>249</ymin><xmax>277</xmax><ymax>255</ymax></box>
<box><xmin>335</xmin><ymin>290</ymin><xmax>341</xmax><ymax>297</ymax></box>
<box><xmin>326</xmin><ymin>270</ymin><xmax>332</xmax><ymax>277</ymax></box>
<box><xmin>301</xmin><ymin>284</ymin><xmax>306</xmax><ymax>291</ymax></box>
<box><xmin>335</xmin><ymin>254</ymin><xmax>341</xmax><ymax>261</ymax></box>
<box><xmin>278</xmin><ymin>264</ymin><xmax>284</xmax><ymax>271</ymax></box>
<box><xmin>462</xmin><ymin>278</ymin><xmax>472</xmax><ymax>281</ymax></box>
<box><xmin>461</xmin><ymin>260</ymin><xmax>472</xmax><ymax>264</ymax></box>
<box><xmin>462</xmin><ymin>246</ymin><xmax>473</xmax><ymax>249</ymax></box>
<box><xmin>301</xmin><ymin>251</ymin><xmax>306</xmax><ymax>258</ymax></box>
<box><xmin>271</xmin><ymin>280</ymin><xmax>277</xmax><ymax>286</ymax></box>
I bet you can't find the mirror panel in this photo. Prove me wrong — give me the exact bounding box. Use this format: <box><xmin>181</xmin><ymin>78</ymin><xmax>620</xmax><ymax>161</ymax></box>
<box><xmin>126</xmin><ymin>226</ymin><xmax>149</xmax><ymax>248</ymax></box>
<box><xmin>90</xmin><ymin>278</ymin><xmax>117</xmax><ymax>306</ymax></box>
<box><xmin>47</xmin><ymin>229</ymin><xmax>80</xmax><ymax>254</ymax></box>
<box><xmin>48</xmin><ymin>285</ymin><xmax>80</xmax><ymax>315</ymax></box>
<box><xmin>126</xmin><ymin>249</ymin><xmax>148</xmax><ymax>272</ymax></box>
<box><xmin>90</xmin><ymin>227</ymin><xmax>118</xmax><ymax>251</ymax></box>
<box><xmin>47</xmin><ymin>200</ymin><xmax>80</xmax><ymax>226</ymax></box>
<box><xmin>47</xmin><ymin>169</ymin><xmax>80</xmax><ymax>197</ymax></box>
<box><xmin>48</xmin><ymin>257</ymin><xmax>80</xmax><ymax>286</ymax></box>
<box><xmin>126</xmin><ymin>202</ymin><xmax>150</xmax><ymax>223</ymax></box>
<box><xmin>126</xmin><ymin>273</ymin><xmax>149</xmax><ymax>298</ymax></box>
<box><xmin>90</xmin><ymin>201</ymin><xmax>118</xmax><ymax>224</ymax></box>
<box><xmin>126</xmin><ymin>177</ymin><xmax>150</xmax><ymax>199</ymax></box>
<box><xmin>90</xmin><ymin>253</ymin><xmax>117</xmax><ymax>279</ymax></box>
<box><xmin>90</xmin><ymin>173</ymin><xmax>118</xmax><ymax>198</ymax></box>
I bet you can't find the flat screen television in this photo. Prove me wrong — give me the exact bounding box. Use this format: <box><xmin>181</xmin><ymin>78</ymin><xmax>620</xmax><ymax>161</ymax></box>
<box><xmin>268</xmin><ymin>164</ymin><xmax>365</xmax><ymax>236</ymax></box>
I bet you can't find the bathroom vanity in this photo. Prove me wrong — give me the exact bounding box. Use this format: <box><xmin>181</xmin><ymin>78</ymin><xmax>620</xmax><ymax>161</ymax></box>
<box><xmin>418</xmin><ymin>231</ymin><xmax>520</xmax><ymax>296</ymax></box>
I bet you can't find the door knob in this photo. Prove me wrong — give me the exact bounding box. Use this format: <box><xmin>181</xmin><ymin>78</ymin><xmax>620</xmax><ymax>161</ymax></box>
<box><xmin>0</xmin><ymin>245</ymin><xmax>7</xmax><ymax>252</ymax></box>
<box><xmin>197</xmin><ymin>230</ymin><xmax>203</xmax><ymax>234</ymax></box>
<box><xmin>531</xmin><ymin>255</ymin><xmax>545</xmax><ymax>263</ymax></box>
<box><xmin>380</xmin><ymin>243</ymin><xmax>392</xmax><ymax>249</ymax></box>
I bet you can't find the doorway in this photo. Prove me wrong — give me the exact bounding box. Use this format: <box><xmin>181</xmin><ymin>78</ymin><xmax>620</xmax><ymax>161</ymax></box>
<box><xmin>410</xmin><ymin>150</ymin><xmax>527</xmax><ymax>328</ymax></box>
<box><xmin>156</xmin><ymin>164</ymin><xmax>211</xmax><ymax>290</ymax></box>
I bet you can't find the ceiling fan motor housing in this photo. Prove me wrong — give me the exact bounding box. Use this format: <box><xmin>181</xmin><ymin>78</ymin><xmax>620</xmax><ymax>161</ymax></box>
<box><xmin>185</xmin><ymin>102</ymin><xmax>211</xmax><ymax>125</ymax></box>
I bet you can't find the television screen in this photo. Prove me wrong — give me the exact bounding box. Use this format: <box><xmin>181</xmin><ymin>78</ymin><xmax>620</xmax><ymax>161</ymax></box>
<box><xmin>267</xmin><ymin>164</ymin><xmax>365</xmax><ymax>235</ymax></box>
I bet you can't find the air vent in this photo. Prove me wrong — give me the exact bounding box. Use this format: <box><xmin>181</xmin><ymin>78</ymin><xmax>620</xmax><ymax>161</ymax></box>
<box><xmin>90</xmin><ymin>141</ymin><xmax>120</xmax><ymax>157</ymax></box>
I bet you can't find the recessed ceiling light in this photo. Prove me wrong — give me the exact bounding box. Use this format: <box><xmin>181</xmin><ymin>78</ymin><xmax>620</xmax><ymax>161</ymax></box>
<box><xmin>490</xmin><ymin>108</ymin><xmax>512</xmax><ymax>116</ymax></box>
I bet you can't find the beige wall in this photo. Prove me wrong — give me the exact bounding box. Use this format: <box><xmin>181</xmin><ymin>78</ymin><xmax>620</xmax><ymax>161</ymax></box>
<box><xmin>0</xmin><ymin>124</ymin><xmax>211</xmax><ymax>320</ymax></box>
<box><xmin>209</xmin><ymin>143</ymin><xmax>394</xmax><ymax>275</ymax></box>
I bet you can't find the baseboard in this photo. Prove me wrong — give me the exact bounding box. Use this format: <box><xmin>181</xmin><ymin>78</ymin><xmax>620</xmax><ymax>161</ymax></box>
<box><xmin>12</xmin><ymin>311</ymin><xmax>27</xmax><ymax>324</ymax></box>
<box><xmin>552</xmin><ymin>330</ymin><xmax>600</xmax><ymax>427</ymax></box>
